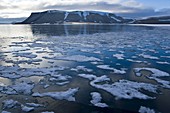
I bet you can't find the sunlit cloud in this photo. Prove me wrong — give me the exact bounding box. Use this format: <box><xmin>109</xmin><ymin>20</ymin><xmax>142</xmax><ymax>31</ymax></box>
<box><xmin>0</xmin><ymin>0</ymin><xmax>169</xmax><ymax>19</ymax></box>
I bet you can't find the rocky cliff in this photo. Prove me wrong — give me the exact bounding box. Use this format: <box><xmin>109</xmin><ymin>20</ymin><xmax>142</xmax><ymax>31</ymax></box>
<box><xmin>20</xmin><ymin>10</ymin><xmax>132</xmax><ymax>24</ymax></box>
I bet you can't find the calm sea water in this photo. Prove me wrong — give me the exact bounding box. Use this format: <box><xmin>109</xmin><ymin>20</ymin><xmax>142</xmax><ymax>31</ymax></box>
<box><xmin>0</xmin><ymin>24</ymin><xmax>170</xmax><ymax>113</ymax></box>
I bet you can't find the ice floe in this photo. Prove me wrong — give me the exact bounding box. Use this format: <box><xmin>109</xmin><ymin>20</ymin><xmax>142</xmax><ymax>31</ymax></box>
<box><xmin>21</xmin><ymin>105</ymin><xmax>34</xmax><ymax>112</ymax></box>
<box><xmin>71</xmin><ymin>66</ymin><xmax>93</xmax><ymax>72</ymax></box>
<box><xmin>13</xmin><ymin>52</ymin><xmax>37</xmax><ymax>59</ymax></box>
<box><xmin>90</xmin><ymin>76</ymin><xmax>157</xmax><ymax>100</ymax></box>
<box><xmin>139</xmin><ymin>54</ymin><xmax>159</xmax><ymax>60</ymax></box>
<box><xmin>41</xmin><ymin>112</ymin><xmax>54</xmax><ymax>113</ymax></box>
<box><xmin>11</xmin><ymin>82</ymin><xmax>34</xmax><ymax>95</ymax></box>
<box><xmin>2</xmin><ymin>99</ymin><xmax>19</xmax><ymax>109</ymax></box>
<box><xmin>59</xmin><ymin>55</ymin><xmax>101</xmax><ymax>62</ymax></box>
<box><xmin>134</xmin><ymin>68</ymin><xmax>169</xmax><ymax>77</ymax></box>
<box><xmin>78</xmin><ymin>74</ymin><xmax>158</xmax><ymax>100</ymax></box>
<box><xmin>127</xmin><ymin>59</ymin><xmax>143</xmax><ymax>63</ymax></box>
<box><xmin>90</xmin><ymin>92</ymin><xmax>108</xmax><ymax>108</ymax></box>
<box><xmin>1</xmin><ymin>111</ymin><xmax>11</xmax><ymax>113</ymax></box>
<box><xmin>32</xmin><ymin>88</ymin><xmax>79</xmax><ymax>101</ymax></box>
<box><xmin>97</xmin><ymin>65</ymin><xmax>126</xmax><ymax>74</ymax></box>
<box><xmin>156</xmin><ymin>61</ymin><xmax>170</xmax><ymax>65</ymax></box>
<box><xmin>78</xmin><ymin>74</ymin><xmax>97</xmax><ymax>80</ymax></box>
<box><xmin>134</xmin><ymin>68</ymin><xmax>170</xmax><ymax>89</ymax></box>
<box><xmin>113</xmin><ymin>54</ymin><xmax>124</xmax><ymax>59</ymax></box>
<box><xmin>26</xmin><ymin>103</ymin><xmax>43</xmax><ymax>107</ymax></box>
<box><xmin>139</xmin><ymin>106</ymin><xmax>155</xmax><ymax>113</ymax></box>
<box><xmin>0</xmin><ymin>82</ymin><xmax>34</xmax><ymax>95</ymax></box>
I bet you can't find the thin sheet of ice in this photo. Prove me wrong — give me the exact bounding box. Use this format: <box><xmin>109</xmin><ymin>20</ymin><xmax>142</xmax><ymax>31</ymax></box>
<box><xmin>32</xmin><ymin>88</ymin><xmax>78</xmax><ymax>101</ymax></box>
<box><xmin>1</xmin><ymin>111</ymin><xmax>11</xmax><ymax>113</ymax></box>
<box><xmin>11</xmin><ymin>82</ymin><xmax>34</xmax><ymax>95</ymax></box>
<box><xmin>134</xmin><ymin>68</ymin><xmax>169</xmax><ymax>77</ymax></box>
<box><xmin>21</xmin><ymin>105</ymin><xmax>34</xmax><ymax>112</ymax></box>
<box><xmin>113</xmin><ymin>54</ymin><xmax>124</xmax><ymax>60</ymax></box>
<box><xmin>139</xmin><ymin>106</ymin><xmax>155</xmax><ymax>113</ymax></box>
<box><xmin>56</xmin><ymin>81</ymin><xmax>70</xmax><ymax>85</ymax></box>
<box><xmin>148</xmin><ymin>77</ymin><xmax>170</xmax><ymax>89</ymax></box>
<box><xmin>71</xmin><ymin>66</ymin><xmax>93</xmax><ymax>72</ymax></box>
<box><xmin>90</xmin><ymin>76</ymin><xmax>157</xmax><ymax>100</ymax></box>
<box><xmin>13</xmin><ymin>52</ymin><xmax>37</xmax><ymax>59</ymax></box>
<box><xmin>78</xmin><ymin>74</ymin><xmax>97</xmax><ymax>80</ymax></box>
<box><xmin>26</xmin><ymin>103</ymin><xmax>43</xmax><ymax>107</ymax></box>
<box><xmin>90</xmin><ymin>92</ymin><xmax>108</xmax><ymax>108</ymax></box>
<box><xmin>41</xmin><ymin>112</ymin><xmax>54</xmax><ymax>113</ymax></box>
<box><xmin>139</xmin><ymin>54</ymin><xmax>159</xmax><ymax>60</ymax></box>
<box><xmin>127</xmin><ymin>59</ymin><xmax>143</xmax><ymax>63</ymax></box>
<box><xmin>97</xmin><ymin>65</ymin><xmax>126</xmax><ymax>74</ymax></box>
<box><xmin>1</xmin><ymin>82</ymin><xmax>34</xmax><ymax>95</ymax></box>
<box><xmin>50</xmin><ymin>74</ymin><xmax>72</xmax><ymax>81</ymax></box>
<box><xmin>2</xmin><ymin>99</ymin><xmax>19</xmax><ymax>109</ymax></box>
<box><xmin>59</xmin><ymin>55</ymin><xmax>101</xmax><ymax>62</ymax></box>
<box><xmin>0</xmin><ymin>65</ymin><xmax>66</xmax><ymax>79</ymax></box>
<box><xmin>156</xmin><ymin>61</ymin><xmax>170</xmax><ymax>65</ymax></box>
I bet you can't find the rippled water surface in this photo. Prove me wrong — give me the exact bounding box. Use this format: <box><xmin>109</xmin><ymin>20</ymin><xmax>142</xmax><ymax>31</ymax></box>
<box><xmin>0</xmin><ymin>24</ymin><xmax>170</xmax><ymax>113</ymax></box>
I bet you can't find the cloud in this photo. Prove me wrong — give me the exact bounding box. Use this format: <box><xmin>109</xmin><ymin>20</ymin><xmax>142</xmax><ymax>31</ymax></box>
<box><xmin>0</xmin><ymin>0</ymin><xmax>169</xmax><ymax>19</ymax></box>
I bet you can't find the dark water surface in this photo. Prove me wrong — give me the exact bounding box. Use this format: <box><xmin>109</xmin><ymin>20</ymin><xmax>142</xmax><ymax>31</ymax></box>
<box><xmin>0</xmin><ymin>24</ymin><xmax>170</xmax><ymax>113</ymax></box>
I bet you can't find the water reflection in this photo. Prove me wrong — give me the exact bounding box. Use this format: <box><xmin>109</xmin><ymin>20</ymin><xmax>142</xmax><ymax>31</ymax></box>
<box><xmin>30</xmin><ymin>24</ymin><xmax>155</xmax><ymax>36</ymax></box>
<box><xmin>0</xmin><ymin>25</ymin><xmax>33</xmax><ymax>37</ymax></box>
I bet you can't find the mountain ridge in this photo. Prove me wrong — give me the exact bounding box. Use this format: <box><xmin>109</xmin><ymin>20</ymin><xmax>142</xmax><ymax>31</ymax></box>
<box><xmin>19</xmin><ymin>10</ymin><xmax>133</xmax><ymax>24</ymax></box>
<box><xmin>18</xmin><ymin>10</ymin><xmax>170</xmax><ymax>24</ymax></box>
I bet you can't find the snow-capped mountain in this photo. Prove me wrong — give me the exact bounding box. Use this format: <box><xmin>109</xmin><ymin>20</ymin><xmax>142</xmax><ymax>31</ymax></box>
<box><xmin>20</xmin><ymin>10</ymin><xmax>132</xmax><ymax>24</ymax></box>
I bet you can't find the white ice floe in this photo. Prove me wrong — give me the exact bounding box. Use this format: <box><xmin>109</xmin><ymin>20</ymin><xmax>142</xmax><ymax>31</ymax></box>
<box><xmin>56</xmin><ymin>81</ymin><xmax>70</xmax><ymax>85</ymax></box>
<box><xmin>91</xmin><ymin>62</ymin><xmax>99</xmax><ymax>65</ymax></box>
<box><xmin>97</xmin><ymin>65</ymin><xmax>126</xmax><ymax>74</ymax></box>
<box><xmin>156</xmin><ymin>61</ymin><xmax>170</xmax><ymax>65</ymax></box>
<box><xmin>127</xmin><ymin>59</ymin><xmax>143</xmax><ymax>63</ymax></box>
<box><xmin>90</xmin><ymin>92</ymin><xmax>108</xmax><ymax>108</ymax></box>
<box><xmin>26</xmin><ymin>103</ymin><xmax>43</xmax><ymax>107</ymax></box>
<box><xmin>0</xmin><ymin>82</ymin><xmax>34</xmax><ymax>95</ymax></box>
<box><xmin>41</xmin><ymin>112</ymin><xmax>54</xmax><ymax>113</ymax></box>
<box><xmin>59</xmin><ymin>55</ymin><xmax>101</xmax><ymax>62</ymax></box>
<box><xmin>2</xmin><ymin>99</ymin><xmax>19</xmax><ymax>109</ymax></box>
<box><xmin>32</xmin><ymin>88</ymin><xmax>79</xmax><ymax>101</ymax></box>
<box><xmin>11</xmin><ymin>82</ymin><xmax>35</xmax><ymax>95</ymax></box>
<box><xmin>13</xmin><ymin>52</ymin><xmax>37</xmax><ymax>59</ymax></box>
<box><xmin>161</xmin><ymin>56</ymin><xmax>170</xmax><ymax>58</ymax></box>
<box><xmin>139</xmin><ymin>106</ymin><xmax>155</xmax><ymax>113</ymax></box>
<box><xmin>113</xmin><ymin>54</ymin><xmax>124</xmax><ymax>59</ymax></box>
<box><xmin>78</xmin><ymin>74</ymin><xmax>97</xmax><ymax>80</ymax></box>
<box><xmin>1</xmin><ymin>111</ymin><xmax>11</xmax><ymax>113</ymax></box>
<box><xmin>21</xmin><ymin>105</ymin><xmax>34</xmax><ymax>112</ymax></box>
<box><xmin>71</xmin><ymin>66</ymin><xmax>93</xmax><ymax>72</ymax></box>
<box><xmin>79</xmin><ymin>49</ymin><xmax>93</xmax><ymax>53</ymax></box>
<box><xmin>134</xmin><ymin>68</ymin><xmax>169</xmax><ymax>77</ymax></box>
<box><xmin>43</xmin><ymin>84</ymin><xmax>50</xmax><ymax>89</ymax></box>
<box><xmin>139</xmin><ymin>54</ymin><xmax>159</xmax><ymax>60</ymax></box>
<box><xmin>50</xmin><ymin>74</ymin><xmax>72</xmax><ymax>81</ymax></box>
<box><xmin>134</xmin><ymin>68</ymin><xmax>170</xmax><ymax>88</ymax></box>
<box><xmin>90</xmin><ymin>76</ymin><xmax>157</xmax><ymax>100</ymax></box>
<box><xmin>148</xmin><ymin>77</ymin><xmax>170</xmax><ymax>89</ymax></box>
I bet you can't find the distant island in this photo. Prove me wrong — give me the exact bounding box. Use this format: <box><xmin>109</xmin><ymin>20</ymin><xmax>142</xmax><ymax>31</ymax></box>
<box><xmin>17</xmin><ymin>10</ymin><xmax>170</xmax><ymax>24</ymax></box>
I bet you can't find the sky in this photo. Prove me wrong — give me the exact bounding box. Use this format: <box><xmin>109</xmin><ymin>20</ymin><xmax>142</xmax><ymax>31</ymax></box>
<box><xmin>0</xmin><ymin>0</ymin><xmax>170</xmax><ymax>22</ymax></box>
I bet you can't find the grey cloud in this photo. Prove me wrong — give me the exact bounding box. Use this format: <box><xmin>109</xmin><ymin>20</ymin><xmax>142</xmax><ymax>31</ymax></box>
<box><xmin>41</xmin><ymin>2</ymin><xmax>140</xmax><ymax>12</ymax></box>
<box><xmin>36</xmin><ymin>1</ymin><xmax>159</xmax><ymax>18</ymax></box>
<box><xmin>0</xmin><ymin>5</ymin><xmax>6</xmax><ymax>9</ymax></box>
